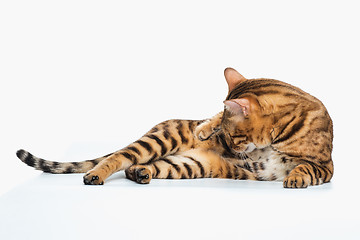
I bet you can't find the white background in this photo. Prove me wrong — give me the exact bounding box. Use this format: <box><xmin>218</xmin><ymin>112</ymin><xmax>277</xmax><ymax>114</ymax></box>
<box><xmin>0</xmin><ymin>0</ymin><xmax>359</xmax><ymax>239</ymax></box>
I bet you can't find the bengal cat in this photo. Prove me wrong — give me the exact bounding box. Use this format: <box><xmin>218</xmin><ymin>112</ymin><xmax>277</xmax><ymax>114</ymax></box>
<box><xmin>16</xmin><ymin>68</ymin><xmax>333</xmax><ymax>188</ymax></box>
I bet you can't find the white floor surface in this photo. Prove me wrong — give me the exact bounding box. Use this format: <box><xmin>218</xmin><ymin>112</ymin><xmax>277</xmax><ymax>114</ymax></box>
<box><xmin>1</xmin><ymin>171</ymin><xmax>359</xmax><ymax>240</ymax></box>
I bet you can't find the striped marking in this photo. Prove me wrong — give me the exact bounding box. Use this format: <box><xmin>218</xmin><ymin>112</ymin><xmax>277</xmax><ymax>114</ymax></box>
<box><xmin>135</xmin><ymin>140</ymin><xmax>153</xmax><ymax>154</ymax></box>
<box><xmin>170</xmin><ymin>137</ymin><xmax>178</xmax><ymax>151</ymax></box>
<box><xmin>163</xmin><ymin>129</ymin><xmax>170</xmax><ymax>139</ymax></box>
<box><xmin>166</xmin><ymin>170</ymin><xmax>173</xmax><ymax>179</ymax></box>
<box><xmin>153</xmin><ymin>163</ymin><xmax>160</xmax><ymax>177</ymax></box>
<box><xmin>147</xmin><ymin>134</ymin><xmax>167</xmax><ymax>156</ymax></box>
<box><xmin>160</xmin><ymin>158</ymin><xmax>181</xmax><ymax>173</ymax></box>
<box><xmin>148</xmin><ymin>153</ymin><xmax>158</xmax><ymax>163</ymax></box>
<box><xmin>120</xmin><ymin>152</ymin><xmax>138</xmax><ymax>164</ymax></box>
<box><xmin>183</xmin><ymin>163</ymin><xmax>193</xmax><ymax>178</ymax></box>
<box><xmin>186</xmin><ymin>156</ymin><xmax>205</xmax><ymax>177</ymax></box>
<box><xmin>176</xmin><ymin>121</ymin><xmax>189</xmax><ymax>144</ymax></box>
<box><xmin>127</xmin><ymin>146</ymin><xmax>141</xmax><ymax>156</ymax></box>
<box><xmin>272</xmin><ymin>116</ymin><xmax>296</xmax><ymax>143</ymax></box>
<box><xmin>227</xmin><ymin>79</ymin><xmax>306</xmax><ymax>100</ymax></box>
<box><xmin>273</xmin><ymin>116</ymin><xmax>306</xmax><ymax>144</ymax></box>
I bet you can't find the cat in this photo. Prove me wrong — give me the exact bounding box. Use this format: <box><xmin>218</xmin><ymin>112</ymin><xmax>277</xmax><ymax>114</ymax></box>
<box><xmin>16</xmin><ymin>68</ymin><xmax>333</xmax><ymax>188</ymax></box>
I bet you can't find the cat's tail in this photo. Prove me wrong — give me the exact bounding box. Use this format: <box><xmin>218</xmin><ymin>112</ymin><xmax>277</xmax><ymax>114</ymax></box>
<box><xmin>16</xmin><ymin>149</ymin><xmax>111</xmax><ymax>174</ymax></box>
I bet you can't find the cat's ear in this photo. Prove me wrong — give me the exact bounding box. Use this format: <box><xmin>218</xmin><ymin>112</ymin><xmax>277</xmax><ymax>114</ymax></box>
<box><xmin>224</xmin><ymin>67</ymin><xmax>247</xmax><ymax>92</ymax></box>
<box><xmin>224</xmin><ymin>98</ymin><xmax>251</xmax><ymax>116</ymax></box>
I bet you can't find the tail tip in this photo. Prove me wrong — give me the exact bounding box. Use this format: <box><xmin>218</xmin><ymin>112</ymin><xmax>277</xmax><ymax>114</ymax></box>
<box><xmin>16</xmin><ymin>149</ymin><xmax>27</xmax><ymax>160</ymax></box>
<box><xmin>16</xmin><ymin>149</ymin><xmax>36</xmax><ymax>167</ymax></box>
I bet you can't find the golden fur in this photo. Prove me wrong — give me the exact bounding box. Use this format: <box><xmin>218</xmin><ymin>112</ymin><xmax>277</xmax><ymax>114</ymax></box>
<box><xmin>16</xmin><ymin>68</ymin><xmax>333</xmax><ymax>188</ymax></box>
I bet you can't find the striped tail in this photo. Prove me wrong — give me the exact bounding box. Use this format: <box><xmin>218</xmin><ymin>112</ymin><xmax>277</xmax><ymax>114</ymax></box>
<box><xmin>16</xmin><ymin>149</ymin><xmax>109</xmax><ymax>174</ymax></box>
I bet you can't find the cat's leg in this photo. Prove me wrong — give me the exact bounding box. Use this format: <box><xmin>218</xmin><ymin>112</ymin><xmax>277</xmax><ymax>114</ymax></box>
<box><xmin>283</xmin><ymin>160</ymin><xmax>333</xmax><ymax>188</ymax></box>
<box><xmin>125</xmin><ymin>149</ymin><xmax>255</xmax><ymax>184</ymax></box>
<box><xmin>83</xmin><ymin>119</ymin><xmax>203</xmax><ymax>185</ymax></box>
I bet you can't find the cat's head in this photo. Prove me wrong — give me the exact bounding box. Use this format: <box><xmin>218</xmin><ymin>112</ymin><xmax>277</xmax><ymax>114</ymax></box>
<box><xmin>219</xmin><ymin>68</ymin><xmax>270</xmax><ymax>153</ymax></box>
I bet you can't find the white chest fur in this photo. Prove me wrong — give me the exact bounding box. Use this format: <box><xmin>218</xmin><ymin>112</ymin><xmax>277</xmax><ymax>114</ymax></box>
<box><xmin>244</xmin><ymin>147</ymin><xmax>298</xmax><ymax>181</ymax></box>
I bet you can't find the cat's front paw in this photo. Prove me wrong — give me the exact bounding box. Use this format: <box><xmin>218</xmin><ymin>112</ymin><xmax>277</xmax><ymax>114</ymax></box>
<box><xmin>283</xmin><ymin>173</ymin><xmax>310</xmax><ymax>188</ymax></box>
<box><xmin>125</xmin><ymin>165</ymin><xmax>152</xmax><ymax>184</ymax></box>
<box><xmin>196</xmin><ymin>120</ymin><xmax>220</xmax><ymax>141</ymax></box>
<box><xmin>83</xmin><ymin>171</ymin><xmax>104</xmax><ymax>185</ymax></box>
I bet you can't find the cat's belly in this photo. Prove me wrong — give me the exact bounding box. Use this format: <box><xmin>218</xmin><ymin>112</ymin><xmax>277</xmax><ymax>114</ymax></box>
<box><xmin>241</xmin><ymin>147</ymin><xmax>298</xmax><ymax>181</ymax></box>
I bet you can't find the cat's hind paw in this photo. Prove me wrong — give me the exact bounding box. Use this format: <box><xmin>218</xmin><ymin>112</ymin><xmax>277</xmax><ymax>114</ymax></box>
<box><xmin>83</xmin><ymin>172</ymin><xmax>104</xmax><ymax>185</ymax></box>
<box><xmin>125</xmin><ymin>165</ymin><xmax>152</xmax><ymax>184</ymax></box>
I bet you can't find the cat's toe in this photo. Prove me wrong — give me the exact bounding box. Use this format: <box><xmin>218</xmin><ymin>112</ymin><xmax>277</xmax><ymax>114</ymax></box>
<box><xmin>126</xmin><ymin>165</ymin><xmax>152</xmax><ymax>184</ymax></box>
<box><xmin>198</xmin><ymin>131</ymin><xmax>207</xmax><ymax>141</ymax></box>
<box><xmin>283</xmin><ymin>174</ymin><xmax>309</xmax><ymax>188</ymax></box>
<box><xmin>83</xmin><ymin>172</ymin><xmax>104</xmax><ymax>185</ymax></box>
<box><xmin>135</xmin><ymin>167</ymin><xmax>152</xmax><ymax>184</ymax></box>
